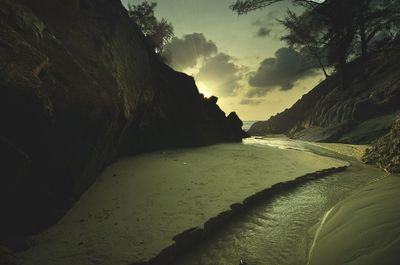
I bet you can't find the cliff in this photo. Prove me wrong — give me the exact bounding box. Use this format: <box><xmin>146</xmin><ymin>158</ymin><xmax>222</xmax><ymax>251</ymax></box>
<box><xmin>0</xmin><ymin>0</ymin><xmax>246</xmax><ymax>239</ymax></box>
<box><xmin>248</xmin><ymin>45</ymin><xmax>400</xmax><ymax>144</ymax></box>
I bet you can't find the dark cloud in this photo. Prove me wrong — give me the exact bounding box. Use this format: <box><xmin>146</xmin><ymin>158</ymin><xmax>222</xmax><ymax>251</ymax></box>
<box><xmin>256</xmin><ymin>27</ymin><xmax>271</xmax><ymax>38</ymax></box>
<box><xmin>252</xmin><ymin>10</ymin><xmax>282</xmax><ymax>39</ymax></box>
<box><xmin>164</xmin><ymin>33</ymin><xmax>217</xmax><ymax>70</ymax></box>
<box><xmin>246</xmin><ymin>47</ymin><xmax>319</xmax><ymax>97</ymax></box>
<box><xmin>196</xmin><ymin>53</ymin><xmax>242</xmax><ymax>97</ymax></box>
<box><xmin>164</xmin><ymin>33</ymin><xmax>245</xmax><ymax>98</ymax></box>
<box><xmin>239</xmin><ymin>98</ymin><xmax>262</xmax><ymax>105</ymax></box>
<box><xmin>252</xmin><ymin>10</ymin><xmax>279</xmax><ymax>26</ymax></box>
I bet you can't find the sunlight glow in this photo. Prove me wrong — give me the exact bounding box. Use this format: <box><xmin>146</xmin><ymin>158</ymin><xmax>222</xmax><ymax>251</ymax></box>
<box><xmin>196</xmin><ymin>81</ymin><xmax>213</xmax><ymax>98</ymax></box>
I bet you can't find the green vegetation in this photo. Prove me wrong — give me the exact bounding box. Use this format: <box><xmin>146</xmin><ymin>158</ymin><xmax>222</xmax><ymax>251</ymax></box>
<box><xmin>127</xmin><ymin>1</ymin><xmax>174</xmax><ymax>54</ymax></box>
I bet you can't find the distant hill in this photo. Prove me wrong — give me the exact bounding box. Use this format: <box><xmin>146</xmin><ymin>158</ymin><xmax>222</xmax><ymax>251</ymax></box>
<box><xmin>248</xmin><ymin>44</ymin><xmax>400</xmax><ymax>144</ymax></box>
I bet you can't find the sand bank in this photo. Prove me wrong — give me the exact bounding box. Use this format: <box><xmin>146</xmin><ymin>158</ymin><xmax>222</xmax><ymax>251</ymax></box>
<box><xmin>18</xmin><ymin>143</ymin><xmax>346</xmax><ymax>265</ymax></box>
<box><xmin>309</xmin><ymin>142</ymin><xmax>369</xmax><ymax>161</ymax></box>
<box><xmin>243</xmin><ymin>136</ymin><xmax>369</xmax><ymax>161</ymax></box>
<box><xmin>308</xmin><ymin>174</ymin><xmax>400</xmax><ymax>265</ymax></box>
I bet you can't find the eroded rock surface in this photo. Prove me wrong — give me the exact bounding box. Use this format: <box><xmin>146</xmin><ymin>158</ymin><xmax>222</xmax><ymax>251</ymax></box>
<box><xmin>363</xmin><ymin>118</ymin><xmax>400</xmax><ymax>173</ymax></box>
<box><xmin>248</xmin><ymin>47</ymin><xmax>400</xmax><ymax>144</ymax></box>
<box><xmin>0</xmin><ymin>0</ymin><xmax>246</xmax><ymax>238</ymax></box>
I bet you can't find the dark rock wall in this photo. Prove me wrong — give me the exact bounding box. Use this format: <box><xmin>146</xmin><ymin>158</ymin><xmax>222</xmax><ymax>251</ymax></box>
<box><xmin>363</xmin><ymin>118</ymin><xmax>400</xmax><ymax>174</ymax></box>
<box><xmin>248</xmin><ymin>47</ymin><xmax>400</xmax><ymax>143</ymax></box>
<box><xmin>0</xmin><ymin>0</ymin><xmax>246</xmax><ymax>237</ymax></box>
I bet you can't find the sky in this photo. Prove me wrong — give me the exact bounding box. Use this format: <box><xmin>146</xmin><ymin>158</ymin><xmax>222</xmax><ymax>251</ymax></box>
<box><xmin>121</xmin><ymin>0</ymin><xmax>324</xmax><ymax>120</ymax></box>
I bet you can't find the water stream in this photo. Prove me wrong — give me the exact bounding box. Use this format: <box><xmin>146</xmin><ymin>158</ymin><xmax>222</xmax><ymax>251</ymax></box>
<box><xmin>172</xmin><ymin>138</ymin><xmax>385</xmax><ymax>265</ymax></box>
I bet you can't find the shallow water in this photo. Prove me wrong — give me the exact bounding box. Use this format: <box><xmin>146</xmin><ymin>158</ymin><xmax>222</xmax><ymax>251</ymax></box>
<box><xmin>173</xmin><ymin>139</ymin><xmax>385</xmax><ymax>265</ymax></box>
<box><xmin>243</xmin><ymin>136</ymin><xmax>309</xmax><ymax>152</ymax></box>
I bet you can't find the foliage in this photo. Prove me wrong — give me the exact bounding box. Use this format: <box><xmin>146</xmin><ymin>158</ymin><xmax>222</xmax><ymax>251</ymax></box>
<box><xmin>230</xmin><ymin>0</ymin><xmax>321</xmax><ymax>15</ymax></box>
<box><xmin>279</xmin><ymin>10</ymin><xmax>330</xmax><ymax>77</ymax></box>
<box><xmin>128</xmin><ymin>1</ymin><xmax>174</xmax><ymax>54</ymax></box>
<box><xmin>230</xmin><ymin>0</ymin><xmax>400</xmax><ymax>88</ymax></box>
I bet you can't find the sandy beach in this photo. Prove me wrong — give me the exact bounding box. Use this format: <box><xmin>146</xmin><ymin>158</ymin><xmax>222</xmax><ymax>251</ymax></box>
<box><xmin>17</xmin><ymin>142</ymin><xmax>346</xmax><ymax>265</ymax></box>
<box><xmin>308</xmin><ymin>174</ymin><xmax>400</xmax><ymax>265</ymax></box>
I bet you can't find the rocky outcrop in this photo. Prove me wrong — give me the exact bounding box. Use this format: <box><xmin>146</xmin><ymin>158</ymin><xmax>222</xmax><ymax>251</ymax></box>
<box><xmin>0</xmin><ymin>0</ymin><xmax>246</xmax><ymax>239</ymax></box>
<box><xmin>248</xmin><ymin>45</ymin><xmax>400</xmax><ymax>144</ymax></box>
<box><xmin>227</xmin><ymin>112</ymin><xmax>249</xmax><ymax>141</ymax></box>
<box><xmin>363</xmin><ymin>118</ymin><xmax>400</xmax><ymax>173</ymax></box>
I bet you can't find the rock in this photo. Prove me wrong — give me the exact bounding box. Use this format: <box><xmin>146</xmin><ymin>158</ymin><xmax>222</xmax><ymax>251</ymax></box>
<box><xmin>227</xmin><ymin>112</ymin><xmax>242</xmax><ymax>129</ymax></box>
<box><xmin>248</xmin><ymin>50</ymin><xmax>400</xmax><ymax>144</ymax></box>
<box><xmin>207</xmin><ymin>95</ymin><xmax>218</xmax><ymax>105</ymax></box>
<box><xmin>0</xmin><ymin>0</ymin><xmax>246</xmax><ymax>239</ymax></box>
<box><xmin>227</xmin><ymin>112</ymin><xmax>250</xmax><ymax>141</ymax></box>
<box><xmin>363</xmin><ymin>117</ymin><xmax>400</xmax><ymax>173</ymax></box>
<box><xmin>352</xmin><ymin>98</ymin><xmax>377</xmax><ymax>121</ymax></box>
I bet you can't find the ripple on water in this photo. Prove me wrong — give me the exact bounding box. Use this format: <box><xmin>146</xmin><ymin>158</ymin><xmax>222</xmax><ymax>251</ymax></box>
<box><xmin>173</xmin><ymin>165</ymin><xmax>380</xmax><ymax>265</ymax></box>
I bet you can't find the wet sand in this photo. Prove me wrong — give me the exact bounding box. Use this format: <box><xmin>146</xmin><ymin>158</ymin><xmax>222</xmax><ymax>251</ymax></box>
<box><xmin>18</xmin><ymin>142</ymin><xmax>346</xmax><ymax>265</ymax></box>
<box><xmin>172</xmin><ymin>139</ymin><xmax>387</xmax><ymax>265</ymax></box>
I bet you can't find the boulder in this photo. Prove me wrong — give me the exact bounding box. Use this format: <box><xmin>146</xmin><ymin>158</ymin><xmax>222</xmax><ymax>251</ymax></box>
<box><xmin>227</xmin><ymin>112</ymin><xmax>250</xmax><ymax>141</ymax></box>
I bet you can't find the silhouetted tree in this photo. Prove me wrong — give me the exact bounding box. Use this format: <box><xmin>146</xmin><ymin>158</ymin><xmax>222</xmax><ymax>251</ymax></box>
<box><xmin>231</xmin><ymin>0</ymin><xmax>400</xmax><ymax>88</ymax></box>
<box><xmin>230</xmin><ymin>0</ymin><xmax>321</xmax><ymax>14</ymax></box>
<box><xmin>317</xmin><ymin>1</ymin><xmax>356</xmax><ymax>88</ymax></box>
<box><xmin>128</xmin><ymin>1</ymin><xmax>174</xmax><ymax>54</ymax></box>
<box><xmin>280</xmin><ymin>10</ymin><xmax>330</xmax><ymax>78</ymax></box>
<box><xmin>232</xmin><ymin>0</ymin><xmax>354</xmax><ymax>86</ymax></box>
<box><xmin>355</xmin><ymin>0</ymin><xmax>400</xmax><ymax>57</ymax></box>
<box><xmin>309</xmin><ymin>0</ymin><xmax>399</xmax><ymax>86</ymax></box>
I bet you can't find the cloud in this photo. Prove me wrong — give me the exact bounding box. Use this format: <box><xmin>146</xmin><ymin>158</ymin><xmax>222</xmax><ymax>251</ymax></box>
<box><xmin>239</xmin><ymin>98</ymin><xmax>262</xmax><ymax>105</ymax></box>
<box><xmin>252</xmin><ymin>10</ymin><xmax>279</xmax><ymax>27</ymax></box>
<box><xmin>164</xmin><ymin>33</ymin><xmax>247</xmax><ymax>98</ymax></box>
<box><xmin>246</xmin><ymin>47</ymin><xmax>319</xmax><ymax>97</ymax></box>
<box><xmin>196</xmin><ymin>53</ymin><xmax>242</xmax><ymax>97</ymax></box>
<box><xmin>256</xmin><ymin>27</ymin><xmax>271</xmax><ymax>38</ymax></box>
<box><xmin>252</xmin><ymin>11</ymin><xmax>282</xmax><ymax>39</ymax></box>
<box><xmin>164</xmin><ymin>33</ymin><xmax>217</xmax><ymax>71</ymax></box>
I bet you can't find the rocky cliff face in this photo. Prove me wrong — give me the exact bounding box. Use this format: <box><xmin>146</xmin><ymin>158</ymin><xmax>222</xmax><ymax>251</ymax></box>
<box><xmin>363</xmin><ymin>118</ymin><xmax>400</xmax><ymax>174</ymax></box>
<box><xmin>249</xmin><ymin>46</ymin><xmax>400</xmax><ymax>144</ymax></box>
<box><xmin>0</xmin><ymin>0</ymin><xmax>246</xmax><ymax>239</ymax></box>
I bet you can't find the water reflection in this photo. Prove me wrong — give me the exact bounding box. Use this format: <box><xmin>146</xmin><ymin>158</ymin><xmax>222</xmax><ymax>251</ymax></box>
<box><xmin>173</xmin><ymin>138</ymin><xmax>382</xmax><ymax>265</ymax></box>
<box><xmin>243</xmin><ymin>137</ymin><xmax>308</xmax><ymax>152</ymax></box>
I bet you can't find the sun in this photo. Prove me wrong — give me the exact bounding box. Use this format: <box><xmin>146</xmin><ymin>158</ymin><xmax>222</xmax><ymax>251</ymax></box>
<box><xmin>196</xmin><ymin>81</ymin><xmax>213</xmax><ymax>98</ymax></box>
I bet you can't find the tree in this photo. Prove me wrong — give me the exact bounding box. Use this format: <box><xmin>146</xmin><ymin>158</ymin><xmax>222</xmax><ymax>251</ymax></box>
<box><xmin>232</xmin><ymin>0</ymin><xmax>400</xmax><ymax>57</ymax></box>
<box><xmin>279</xmin><ymin>10</ymin><xmax>330</xmax><ymax>78</ymax></box>
<box><xmin>230</xmin><ymin>0</ymin><xmax>400</xmax><ymax>88</ymax></box>
<box><xmin>128</xmin><ymin>1</ymin><xmax>174</xmax><ymax>54</ymax></box>
<box><xmin>316</xmin><ymin>1</ymin><xmax>356</xmax><ymax>88</ymax></box>
<box><xmin>230</xmin><ymin>0</ymin><xmax>321</xmax><ymax>14</ymax></box>
<box><xmin>232</xmin><ymin>0</ymin><xmax>355</xmax><ymax>86</ymax></box>
<box><xmin>355</xmin><ymin>0</ymin><xmax>400</xmax><ymax>57</ymax></box>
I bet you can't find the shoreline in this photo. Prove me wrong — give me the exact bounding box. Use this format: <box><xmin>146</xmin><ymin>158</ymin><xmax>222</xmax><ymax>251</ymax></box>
<box><xmin>136</xmin><ymin>164</ymin><xmax>349</xmax><ymax>265</ymax></box>
<box><xmin>16</xmin><ymin>141</ymin><xmax>348</xmax><ymax>265</ymax></box>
